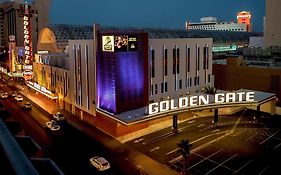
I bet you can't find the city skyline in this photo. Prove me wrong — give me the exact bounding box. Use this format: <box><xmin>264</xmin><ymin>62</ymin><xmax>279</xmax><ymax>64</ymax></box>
<box><xmin>50</xmin><ymin>0</ymin><xmax>265</xmax><ymax>32</ymax></box>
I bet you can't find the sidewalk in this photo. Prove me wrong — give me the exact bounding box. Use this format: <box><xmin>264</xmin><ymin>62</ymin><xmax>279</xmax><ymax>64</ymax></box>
<box><xmin>16</xmin><ymin>84</ymin><xmax>178</xmax><ymax>175</ymax></box>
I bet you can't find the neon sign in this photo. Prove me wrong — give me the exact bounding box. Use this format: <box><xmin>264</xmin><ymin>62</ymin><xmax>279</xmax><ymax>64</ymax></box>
<box><xmin>148</xmin><ymin>91</ymin><xmax>255</xmax><ymax>115</ymax></box>
<box><xmin>23</xmin><ymin>4</ymin><xmax>33</xmax><ymax>80</ymax></box>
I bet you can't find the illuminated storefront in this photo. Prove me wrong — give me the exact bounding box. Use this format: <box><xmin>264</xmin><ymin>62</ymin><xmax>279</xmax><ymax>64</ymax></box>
<box><xmin>27</xmin><ymin>81</ymin><xmax>58</xmax><ymax>99</ymax></box>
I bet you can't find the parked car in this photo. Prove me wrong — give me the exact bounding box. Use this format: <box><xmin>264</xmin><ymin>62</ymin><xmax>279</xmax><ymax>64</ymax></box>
<box><xmin>45</xmin><ymin>120</ymin><xmax>60</xmax><ymax>131</ymax></box>
<box><xmin>1</xmin><ymin>92</ymin><xmax>8</xmax><ymax>99</ymax></box>
<box><xmin>11</xmin><ymin>91</ymin><xmax>17</xmax><ymax>97</ymax></box>
<box><xmin>89</xmin><ymin>156</ymin><xmax>110</xmax><ymax>171</ymax></box>
<box><xmin>23</xmin><ymin>102</ymin><xmax>32</xmax><ymax>110</ymax></box>
<box><xmin>15</xmin><ymin>95</ymin><xmax>23</xmax><ymax>101</ymax></box>
<box><xmin>53</xmin><ymin>112</ymin><xmax>65</xmax><ymax>121</ymax></box>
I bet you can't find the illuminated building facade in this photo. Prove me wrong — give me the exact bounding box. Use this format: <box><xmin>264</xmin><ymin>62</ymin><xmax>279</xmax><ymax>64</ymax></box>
<box><xmin>237</xmin><ymin>11</ymin><xmax>252</xmax><ymax>32</ymax></box>
<box><xmin>97</xmin><ymin>32</ymin><xmax>149</xmax><ymax>114</ymax></box>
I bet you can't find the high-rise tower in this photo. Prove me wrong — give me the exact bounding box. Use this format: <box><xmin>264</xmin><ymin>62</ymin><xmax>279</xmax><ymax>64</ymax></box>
<box><xmin>237</xmin><ymin>11</ymin><xmax>252</xmax><ymax>32</ymax></box>
<box><xmin>32</xmin><ymin>0</ymin><xmax>51</xmax><ymax>36</ymax></box>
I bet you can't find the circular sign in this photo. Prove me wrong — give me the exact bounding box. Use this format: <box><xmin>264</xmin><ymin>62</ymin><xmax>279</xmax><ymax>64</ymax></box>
<box><xmin>23</xmin><ymin>70</ymin><xmax>33</xmax><ymax>80</ymax></box>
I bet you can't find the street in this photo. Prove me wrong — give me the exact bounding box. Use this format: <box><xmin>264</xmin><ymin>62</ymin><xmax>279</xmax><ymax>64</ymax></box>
<box><xmin>0</xmin><ymin>83</ymin><xmax>122</xmax><ymax>175</ymax></box>
<box><xmin>127</xmin><ymin>110</ymin><xmax>281</xmax><ymax>175</ymax></box>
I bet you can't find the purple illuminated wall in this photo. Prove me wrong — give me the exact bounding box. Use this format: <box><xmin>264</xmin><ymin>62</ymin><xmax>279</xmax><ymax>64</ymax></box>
<box><xmin>97</xmin><ymin>32</ymin><xmax>149</xmax><ymax>114</ymax></box>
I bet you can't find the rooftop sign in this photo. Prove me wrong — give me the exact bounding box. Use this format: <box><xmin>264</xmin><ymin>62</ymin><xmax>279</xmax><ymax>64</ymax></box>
<box><xmin>149</xmin><ymin>91</ymin><xmax>255</xmax><ymax>115</ymax></box>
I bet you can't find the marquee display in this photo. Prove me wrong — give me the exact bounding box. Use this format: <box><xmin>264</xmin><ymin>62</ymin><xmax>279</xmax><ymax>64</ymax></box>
<box><xmin>148</xmin><ymin>91</ymin><xmax>256</xmax><ymax>115</ymax></box>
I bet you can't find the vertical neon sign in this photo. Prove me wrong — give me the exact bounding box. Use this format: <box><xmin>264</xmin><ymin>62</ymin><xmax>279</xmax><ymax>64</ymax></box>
<box><xmin>23</xmin><ymin>4</ymin><xmax>33</xmax><ymax>80</ymax></box>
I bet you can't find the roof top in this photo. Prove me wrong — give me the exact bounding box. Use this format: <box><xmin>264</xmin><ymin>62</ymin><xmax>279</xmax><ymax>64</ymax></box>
<box><xmin>47</xmin><ymin>24</ymin><xmax>259</xmax><ymax>45</ymax></box>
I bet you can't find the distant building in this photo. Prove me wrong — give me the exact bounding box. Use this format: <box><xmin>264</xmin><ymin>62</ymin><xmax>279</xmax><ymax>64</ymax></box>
<box><xmin>186</xmin><ymin>17</ymin><xmax>247</xmax><ymax>32</ymax></box>
<box><xmin>213</xmin><ymin>57</ymin><xmax>281</xmax><ymax>107</ymax></box>
<box><xmin>264</xmin><ymin>0</ymin><xmax>281</xmax><ymax>47</ymax></box>
<box><xmin>33</xmin><ymin>0</ymin><xmax>50</xmax><ymax>36</ymax></box>
<box><xmin>237</xmin><ymin>11</ymin><xmax>252</xmax><ymax>32</ymax></box>
<box><xmin>0</xmin><ymin>1</ymin><xmax>37</xmax><ymax>51</ymax></box>
<box><xmin>186</xmin><ymin>11</ymin><xmax>252</xmax><ymax>32</ymax></box>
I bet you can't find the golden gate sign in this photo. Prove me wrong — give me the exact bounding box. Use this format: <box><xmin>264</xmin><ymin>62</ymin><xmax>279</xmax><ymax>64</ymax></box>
<box><xmin>148</xmin><ymin>91</ymin><xmax>255</xmax><ymax>115</ymax></box>
<box><xmin>22</xmin><ymin>4</ymin><xmax>33</xmax><ymax>80</ymax></box>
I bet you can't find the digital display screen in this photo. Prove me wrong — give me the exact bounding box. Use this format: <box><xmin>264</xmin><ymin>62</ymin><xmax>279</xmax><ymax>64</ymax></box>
<box><xmin>114</xmin><ymin>35</ymin><xmax>128</xmax><ymax>52</ymax></box>
<box><xmin>128</xmin><ymin>36</ymin><xmax>138</xmax><ymax>51</ymax></box>
<box><xmin>102</xmin><ymin>36</ymin><xmax>114</xmax><ymax>52</ymax></box>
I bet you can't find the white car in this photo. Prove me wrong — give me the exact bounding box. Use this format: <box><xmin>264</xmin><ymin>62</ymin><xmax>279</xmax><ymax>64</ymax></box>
<box><xmin>53</xmin><ymin>112</ymin><xmax>65</xmax><ymax>121</ymax></box>
<box><xmin>45</xmin><ymin>120</ymin><xmax>60</xmax><ymax>131</ymax></box>
<box><xmin>89</xmin><ymin>156</ymin><xmax>110</xmax><ymax>171</ymax></box>
<box><xmin>15</xmin><ymin>95</ymin><xmax>23</xmax><ymax>101</ymax></box>
<box><xmin>1</xmin><ymin>92</ymin><xmax>8</xmax><ymax>99</ymax></box>
<box><xmin>23</xmin><ymin>102</ymin><xmax>32</xmax><ymax>110</ymax></box>
<box><xmin>11</xmin><ymin>91</ymin><xmax>17</xmax><ymax>97</ymax></box>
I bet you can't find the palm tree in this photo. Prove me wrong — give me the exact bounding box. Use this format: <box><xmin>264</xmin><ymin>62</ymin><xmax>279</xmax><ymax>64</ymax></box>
<box><xmin>177</xmin><ymin>139</ymin><xmax>192</xmax><ymax>175</ymax></box>
<box><xmin>202</xmin><ymin>86</ymin><xmax>219</xmax><ymax>125</ymax></box>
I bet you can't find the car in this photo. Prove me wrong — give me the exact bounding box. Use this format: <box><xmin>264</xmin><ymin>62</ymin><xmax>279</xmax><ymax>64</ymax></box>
<box><xmin>53</xmin><ymin>112</ymin><xmax>65</xmax><ymax>121</ymax></box>
<box><xmin>1</xmin><ymin>92</ymin><xmax>8</xmax><ymax>99</ymax></box>
<box><xmin>89</xmin><ymin>156</ymin><xmax>110</xmax><ymax>171</ymax></box>
<box><xmin>15</xmin><ymin>95</ymin><xmax>23</xmax><ymax>101</ymax></box>
<box><xmin>23</xmin><ymin>102</ymin><xmax>32</xmax><ymax>110</ymax></box>
<box><xmin>11</xmin><ymin>91</ymin><xmax>17</xmax><ymax>97</ymax></box>
<box><xmin>45</xmin><ymin>120</ymin><xmax>60</xmax><ymax>131</ymax></box>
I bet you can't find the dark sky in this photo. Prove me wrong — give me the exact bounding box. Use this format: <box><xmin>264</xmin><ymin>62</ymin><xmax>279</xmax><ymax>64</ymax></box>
<box><xmin>50</xmin><ymin>0</ymin><xmax>265</xmax><ymax>32</ymax></box>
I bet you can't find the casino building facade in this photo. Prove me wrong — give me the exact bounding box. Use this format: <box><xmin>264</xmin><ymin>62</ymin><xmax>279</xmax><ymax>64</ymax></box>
<box><xmin>35</xmin><ymin>24</ymin><xmax>275</xmax><ymax>138</ymax></box>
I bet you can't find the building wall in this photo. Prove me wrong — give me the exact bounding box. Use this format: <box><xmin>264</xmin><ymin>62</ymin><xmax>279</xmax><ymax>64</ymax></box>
<box><xmin>213</xmin><ymin>57</ymin><xmax>281</xmax><ymax>106</ymax></box>
<box><xmin>96</xmin><ymin>33</ymin><xmax>149</xmax><ymax>114</ymax></box>
<box><xmin>237</xmin><ymin>11</ymin><xmax>252</xmax><ymax>32</ymax></box>
<box><xmin>68</xmin><ymin>40</ymin><xmax>96</xmax><ymax>116</ymax></box>
<box><xmin>51</xmin><ymin>66</ymin><xmax>69</xmax><ymax>108</ymax></box>
<box><xmin>33</xmin><ymin>0</ymin><xmax>50</xmax><ymax>36</ymax></box>
<box><xmin>149</xmin><ymin>38</ymin><xmax>214</xmax><ymax>102</ymax></box>
<box><xmin>187</xmin><ymin>22</ymin><xmax>247</xmax><ymax>32</ymax></box>
<box><xmin>264</xmin><ymin>0</ymin><xmax>281</xmax><ymax>47</ymax></box>
<box><xmin>249</xmin><ymin>36</ymin><xmax>264</xmax><ymax>48</ymax></box>
<box><xmin>0</xmin><ymin>2</ymin><xmax>38</xmax><ymax>52</ymax></box>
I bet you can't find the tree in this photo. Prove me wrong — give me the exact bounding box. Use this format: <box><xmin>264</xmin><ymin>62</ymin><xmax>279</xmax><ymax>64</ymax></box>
<box><xmin>177</xmin><ymin>139</ymin><xmax>192</xmax><ymax>175</ymax></box>
<box><xmin>202</xmin><ymin>85</ymin><xmax>219</xmax><ymax>125</ymax></box>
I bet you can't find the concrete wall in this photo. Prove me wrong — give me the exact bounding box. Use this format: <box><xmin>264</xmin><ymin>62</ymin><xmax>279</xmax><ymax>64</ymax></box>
<box><xmin>149</xmin><ymin>38</ymin><xmax>214</xmax><ymax>102</ymax></box>
<box><xmin>213</xmin><ymin>57</ymin><xmax>281</xmax><ymax>106</ymax></box>
<box><xmin>68</xmin><ymin>40</ymin><xmax>96</xmax><ymax>116</ymax></box>
<box><xmin>264</xmin><ymin>0</ymin><xmax>281</xmax><ymax>47</ymax></box>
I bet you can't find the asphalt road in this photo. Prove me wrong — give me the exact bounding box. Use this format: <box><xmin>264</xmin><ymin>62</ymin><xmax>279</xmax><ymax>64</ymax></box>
<box><xmin>0</xmin><ymin>83</ymin><xmax>121</xmax><ymax>175</ymax></box>
<box><xmin>127</xmin><ymin>109</ymin><xmax>281</xmax><ymax>175</ymax></box>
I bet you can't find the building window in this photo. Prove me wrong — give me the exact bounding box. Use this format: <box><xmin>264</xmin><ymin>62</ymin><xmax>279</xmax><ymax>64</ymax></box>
<box><xmin>208</xmin><ymin>74</ymin><xmax>211</xmax><ymax>83</ymax></box>
<box><xmin>165</xmin><ymin>82</ymin><xmax>168</xmax><ymax>92</ymax></box>
<box><xmin>151</xmin><ymin>50</ymin><xmax>155</xmax><ymax>78</ymax></box>
<box><xmin>177</xmin><ymin>48</ymin><xmax>180</xmax><ymax>74</ymax></box>
<box><xmin>173</xmin><ymin>48</ymin><xmax>176</xmax><ymax>74</ymax></box>
<box><xmin>179</xmin><ymin>79</ymin><xmax>182</xmax><ymax>89</ymax></box>
<box><xmin>189</xmin><ymin>77</ymin><xmax>192</xmax><ymax>87</ymax></box>
<box><xmin>154</xmin><ymin>84</ymin><xmax>158</xmax><ymax>94</ymax></box>
<box><xmin>151</xmin><ymin>85</ymin><xmax>153</xmax><ymax>95</ymax></box>
<box><xmin>164</xmin><ymin>48</ymin><xmax>168</xmax><ymax>76</ymax></box>
<box><xmin>203</xmin><ymin>45</ymin><xmax>207</xmax><ymax>69</ymax></box>
<box><xmin>161</xmin><ymin>82</ymin><xmax>164</xmax><ymax>93</ymax></box>
<box><xmin>197</xmin><ymin>46</ymin><xmax>200</xmax><ymax>70</ymax></box>
<box><xmin>187</xmin><ymin>47</ymin><xmax>190</xmax><ymax>72</ymax></box>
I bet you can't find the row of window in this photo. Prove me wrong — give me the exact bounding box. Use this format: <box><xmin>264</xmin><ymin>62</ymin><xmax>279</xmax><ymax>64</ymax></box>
<box><xmin>151</xmin><ymin>45</ymin><xmax>209</xmax><ymax>78</ymax></box>
<box><xmin>150</xmin><ymin>74</ymin><xmax>211</xmax><ymax>95</ymax></box>
<box><xmin>190</xmin><ymin>26</ymin><xmax>245</xmax><ymax>31</ymax></box>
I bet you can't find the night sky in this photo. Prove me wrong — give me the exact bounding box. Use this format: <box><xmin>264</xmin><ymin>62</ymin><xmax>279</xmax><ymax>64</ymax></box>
<box><xmin>50</xmin><ymin>0</ymin><xmax>265</xmax><ymax>32</ymax></box>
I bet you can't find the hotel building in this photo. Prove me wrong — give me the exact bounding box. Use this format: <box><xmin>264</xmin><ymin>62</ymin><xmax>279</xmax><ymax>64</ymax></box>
<box><xmin>35</xmin><ymin>24</ymin><xmax>213</xmax><ymax>137</ymax></box>
<box><xmin>186</xmin><ymin>11</ymin><xmax>252</xmax><ymax>32</ymax></box>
